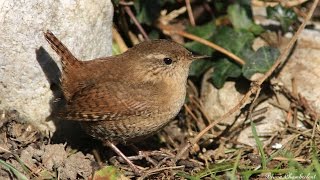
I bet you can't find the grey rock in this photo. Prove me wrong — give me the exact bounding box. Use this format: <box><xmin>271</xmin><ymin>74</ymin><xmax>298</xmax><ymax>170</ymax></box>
<box><xmin>0</xmin><ymin>0</ymin><xmax>113</xmax><ymax>131</ymax></box>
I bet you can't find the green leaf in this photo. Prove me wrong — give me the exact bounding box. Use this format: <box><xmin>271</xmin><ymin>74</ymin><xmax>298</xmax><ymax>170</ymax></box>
<box><xmin>92</xmin><ymin>166</ymin><xmax>125</xmax><ymax>180</ymax></box>
<box><xmin>189</xmin><ymin>59</ymin><xmax>214</xmax><ymax>77</ymax></box>
<box><xmin>250</xmin><ymin>121</ymin><xmax>267</xmax><ymax>169</ymax></box>
<box><xmin>267</xmin><ymin>4</ymin><xmax>298</xmax><ymax>32</ymax></box>
<box><xmin>211</xmin><ymin>58</ymin><xmax>242</xmax><ymax>88</ymax></box>
<box><xmin>228</xmin><ymin>4</ymin><xmax>252</xmax><ymax>30</ymax></box>
<box><xmin>0</xmin><ymin>159</ymin><xmax>28</xmax><ymax>180</ymax></box>
<box><xmin>195</xmin><ymin>162</ymin><xmax>234</xmax><ymax>178</ymax></box>
<box><xmin>227</xmin><ymin>4</ymin><xmax>264</xmax><ymax>35</ymax></box>
<box><xmin>186</xmin><ymin>21</ymin><xmax>216</xmax><ymax>37</ymax></box>
<box><xmin>242</xmin><ymin>46</ymin><xmax>279</xmax><ymax>79</ymax></box>
<box><xmin>229</xmin><ymin>150</ymin><xmax>242</xmax><ymax>180</ymax></box>
<box><xmin>112</xmin><ymin>43</ymin><xmax>121</xmax><ymax>55</ymax></box>
<box><xmin>185</xmin><ymin>21</ymin><xmax>216</xmax><ymax>56</ymax></box>
<box><xmin>210</xmin><ymin>27</ymin><xmax>254</xmax><ymax>88</ymax></box>
<box><xmin>185</xmin><ymin>41</ymin><xmax>213</xmax><ymax>56</ymax></box>
<box><xmin>134</xmin><ymin>0</ymin><xmax>162</xmax><ymax>25</ymax></box>
<box><xmin>185</xmin><ymin>22</ymin><xmax>216</xmax><ymax>77</ymax></box>
<box><xmin>213</xmin><ymin>27</ymin><xmax>255</xmax><ymax>58</ymax></box>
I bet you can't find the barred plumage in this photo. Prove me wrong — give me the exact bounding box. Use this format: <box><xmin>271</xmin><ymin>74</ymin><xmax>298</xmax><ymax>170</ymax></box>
<box><xmin>44</xmin><ymin>30</ymin><xmax>205</xmax><ymax>174</ymax></box>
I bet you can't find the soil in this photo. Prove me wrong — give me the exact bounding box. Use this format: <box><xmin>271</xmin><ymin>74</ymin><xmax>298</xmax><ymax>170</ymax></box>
<box><xmin>0</xmin><ymin>110</ymin><xmax>98</xmax><ymax>179</ymax></box>
<box><xmin>0</xmin><ymin>109</ymin><xmax>196</xmax><ymax>179</ymax></box>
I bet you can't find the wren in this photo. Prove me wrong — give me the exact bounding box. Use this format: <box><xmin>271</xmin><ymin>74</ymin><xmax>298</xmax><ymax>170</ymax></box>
<box><xmin>44</xmin><ymin>30</ymin><xmax>205</xmax><ymax>175</ymax></box>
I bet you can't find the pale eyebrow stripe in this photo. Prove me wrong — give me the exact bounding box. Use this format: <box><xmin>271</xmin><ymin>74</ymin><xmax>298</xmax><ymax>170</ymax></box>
<box><xmin>146</xmin><ymin>53</ymin><xmax>167</xmax><ymax>59</ymax></box>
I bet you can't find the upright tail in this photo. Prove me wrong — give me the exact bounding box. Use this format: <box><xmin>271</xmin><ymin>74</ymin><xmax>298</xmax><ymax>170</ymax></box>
<box><xmin>44</xmin><ymin>30</ymin><xmax>80</xmax><ymax>69</ymax></box>
<box><xmin>44</xmin><ymin>30</ymin><xmax>82</xmax><ymax>100</ymax></box>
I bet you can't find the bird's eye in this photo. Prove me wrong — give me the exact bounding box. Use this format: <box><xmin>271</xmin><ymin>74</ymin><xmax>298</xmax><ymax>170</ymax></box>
<box><xmin>163</xmin><ymin>58</ymin><xmax>173</xmax><ymax>65</ymax></box>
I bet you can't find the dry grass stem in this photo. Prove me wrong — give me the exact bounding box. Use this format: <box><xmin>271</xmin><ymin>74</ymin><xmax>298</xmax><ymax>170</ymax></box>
<box><xmin>112</xmin><ymin>26</ymin><xmax>128</xmax><ymax>53</ymax></box>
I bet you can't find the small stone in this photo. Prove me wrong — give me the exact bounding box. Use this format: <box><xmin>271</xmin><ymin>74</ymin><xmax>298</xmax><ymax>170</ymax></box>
<box><xmin>41</xmin><ymin>144</ymin><xmax>67</xmax><ymax>170</ymax></box>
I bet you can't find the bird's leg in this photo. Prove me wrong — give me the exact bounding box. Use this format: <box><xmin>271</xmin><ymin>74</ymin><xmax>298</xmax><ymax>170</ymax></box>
<box><xmin>104</xmin><ymin>140</ymin><xmax>142</xmax><ymax>175</ymax></box>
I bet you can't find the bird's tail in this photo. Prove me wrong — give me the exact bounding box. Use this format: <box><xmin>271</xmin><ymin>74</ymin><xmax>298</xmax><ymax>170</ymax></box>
<box><xmin>44</xmin><ymin>30</ymin><xmax>82</xmax><ymax>100</ymax></box>
<box><xmin>44</xmin><ymin>30</ymin><xmax>80</xmax><ymax>69</ymax></box>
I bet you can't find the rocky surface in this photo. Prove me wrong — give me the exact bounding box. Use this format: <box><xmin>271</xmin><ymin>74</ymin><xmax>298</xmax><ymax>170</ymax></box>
<box><xmin>200</xmin><ymin>29</ymin><xmax>320</xmax><ymax>146</ymax></box>
<box><xmin>0</xmin><ymin>0</ymin><xmax>113</xmax><ymax>131</ymax></box>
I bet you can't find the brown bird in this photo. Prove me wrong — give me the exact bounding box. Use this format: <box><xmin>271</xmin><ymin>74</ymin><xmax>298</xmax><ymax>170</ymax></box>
<box><xmin>44</xmin><ymin>30</ymin><xmax>206</xmax><ymax>174</ymax></box>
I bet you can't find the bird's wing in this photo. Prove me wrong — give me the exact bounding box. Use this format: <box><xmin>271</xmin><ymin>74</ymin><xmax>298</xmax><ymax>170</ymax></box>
<box><xmin>57</xmin><ymin>82</ymin><xmax>152</xmax><ymax>121</ymax></box>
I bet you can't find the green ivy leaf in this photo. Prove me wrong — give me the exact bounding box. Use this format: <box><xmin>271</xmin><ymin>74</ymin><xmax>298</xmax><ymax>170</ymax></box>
<box><xmin>211</xmin><ymin>58</ymin><xmax>242</xmax><ymax>89</ymax></box>
<box><xmin>185</xmin><ymin>41</ymin><xmax>213</xmax><ymax>56</ymax></box>
<box><xmin>242</xmin><ymin>46</ymin><xmax>280</xmax><ymax>79</ymax></box>
<box><xmin>186</xmin><ymin>21</ymin><xmax>216</xmax><ymax>37</ymax></box>
<box><xmin>227</xmin><ymin>4</ymin><xmax>264</xmax><ymax>35</ymax></box>
<box><xmin>267</xmin><ymin>4</ymin><xmax>298</xmax><ymax>32</ymax></box>
<box><xmin>213</xmin><ymin>27</ymin><xmax>255</xmax><ymax>58</ymax></box>
<box><xmin>185</xmin><ymin>21</ymin><xmax>216</xmax><ymax>56</ymax></box>
<box><xmin>189</xmin><ymin>59</ymin><xmax>214</xmax><ymax>77</ymax></box>
<box><xmin>134</xmin><ymin>0</ymin><xmax>162</xmax><ymax>25</ymax></box>
<box><xmin>185</xmin><ymin>21</ymin><xmax>216</xmax><ymax>76</ymax></box>
<box><xmin>210</xmin><ymin>27</ymin><xmax>255</xmax><ymax>88</ymax></box>
<box><xmin>228</xmin><ymin>4</ymin><xmax>252</xmax><ymax>30</ymax></box>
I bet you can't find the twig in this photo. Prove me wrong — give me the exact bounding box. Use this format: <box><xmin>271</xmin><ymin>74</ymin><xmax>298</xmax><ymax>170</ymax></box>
<box><xmin>175</xmin><ymin>89</ymin><xmax>254</xmax><ymax>160</ymax></box>
<box><xmin>252</xmin><ymin>0</ymin><xmax>308</xmax><ymax>7</ymax></box>
<box><xmin>159</xmin><ymin>24</ymin><xmax>246</xmax><ymax>65</ymax></box>
<box><xmin>257</xmin><ymin>0</ymin><xmax>318</xmax><ymax>84</ymax></box>
<box><xmin>189</xmin><ymin>96</ymin><xmax>215</xmax><ymax>134</ymax></box>
<box><xmin>311</xmin><ymin>110</ymin><xmax>319</xmax><ymax>139</ymax></box>
<box><xmin>287</xmin><ymin>127</ymin><xmax>313</xmax><ymax>138</ymax></box>
<box><xmin>184</xmin><ymin>104</ymin><xmax>201</xmax><ymax>123</ymax></box>
<box><xmin>273</xmin><ymin>156</ymin><xmax>310</xmax><ymax>162</ymax></box>
<box><xmin>273</xmin><ymin>81</ymin><xmax>319</xmax><ymax>123</ymax></box>
<box><xmin>248</xmin><ymin>86</ymin><xmax>262</xmax><ymax>122</ymax></box>
<box><xmin>121</xmin><ymin>1</ymin><xmax>150</xmax><ymax>40</ymax></box>
<box><xmin>0</xmin><ymin>146</ymin><xmax>11</xmax><ymax>153</ymax></box>
<box><xmin>138</xmin><ymin>165</ymin><xmax>184</xmax><ymax>180</ymax></box>
<box><xmin>185</xmin><ymin>0</ymin><xmax>196</xmax><ymax>26</ymax></box>
<box><xmin>92</xmin><ymin>149</ymin><xmax>104</xmax><ymax>167</ymax></box>
<box><xmin>291</xmin><ymin>78</ymin><xmax>298</xmax><ymax>126</ymax></box>
<box><xmin>118</xmin><ymin>1</ymin><xmax>134</xmax><ymax>6</ymax></box>
<box><xmin>175</xmin><ymin>0</ymin><xmax>319</xmax><ymax>160</ymax></box>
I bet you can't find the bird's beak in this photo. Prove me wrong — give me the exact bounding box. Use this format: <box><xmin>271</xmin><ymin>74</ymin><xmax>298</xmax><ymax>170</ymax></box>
<box><xmin>191</xmin><ymin>54</ymin><xmax>210</xmax><ymax>60</ymax></box>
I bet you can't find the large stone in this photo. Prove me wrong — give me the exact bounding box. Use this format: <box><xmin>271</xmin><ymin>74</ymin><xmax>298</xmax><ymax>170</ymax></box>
<box><xmin>200</xmin><ymin>29</ymin><xmax>320</xmax><ymax>147</ymax></box>
<box><xmin>277</xmin><ymin>29</ymin><xmax>320</xmax><ymax>112</ymax></box>
<box><xmin>201</xmin><ymin>69</ymin><xmax>287</xmax><ymax>147</ymax></box>
<box><xmin>0</xmin><ymin>0</ymin><xmax>113</xmax><ymax>131</ymax></box>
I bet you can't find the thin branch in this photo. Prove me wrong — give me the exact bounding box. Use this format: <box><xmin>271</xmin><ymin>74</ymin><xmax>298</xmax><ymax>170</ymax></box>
<box><xmin>175</xmin><ymin>0</ymin><xmax>319</xmax><ymax>160</ymax></box>
<box><xmin>176</xmin><ymin>86</ymin><xmax>255</xmax><ymax>160</ymax></box>
<box><xmin>139</xmin><ymin>165</ymin><xmax>185</xmax><ymax>180</ymax></box>
<box><xmin>0</xmin><ymin>146</ymin><xmax>11</xmax><ymax>153</ymax></box>
<box><xmin>252</xmin><ymin>0</ymin><xmax>308</xmax><ymax>7</ymax></box>
<box><xmin>177</xmin><ymin>31</ymin><xmax>246</xmax><ymax>65</ymax></box>
<box><xmin>159</xmin><ymin>24</ymin><xmax>246</xmax><ymax>65</ymax></box>
<box><xmin>273</xmin><ymin>156</ymin><xmax>310</xmax><ymax>162</ymax></box>
<box><xmin>121</xmin><ymin>1</ymin><xmax>150</xmax><ymax>40</ymax></box>
<box><xmin>257</xmin><ymin>0</ymin><xmax>318</xmax><ymax>84</ymax></box>
<box><xmin>185</xmin><ymin>0</ymin><xmax>196</xmax><ymax>26</ymax></box>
